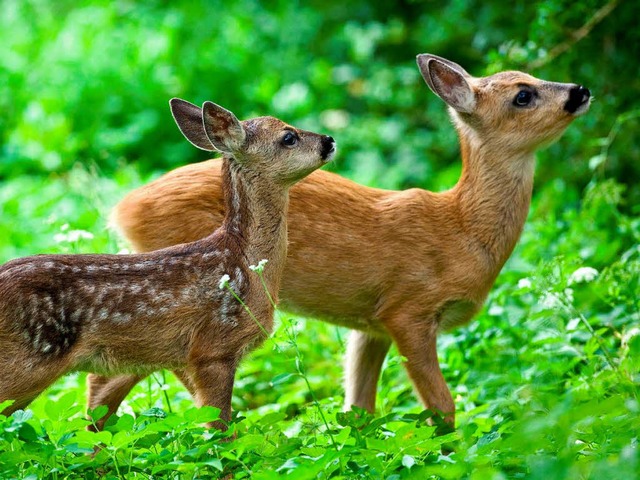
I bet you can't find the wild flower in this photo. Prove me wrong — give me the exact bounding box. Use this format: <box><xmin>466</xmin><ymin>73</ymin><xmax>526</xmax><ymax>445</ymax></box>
<box><xmin>53</xmin><ymin>229</ymin><xmax>94</xmax><ymax>243</ymax></box>
<box><xmin>518</xmin><ymin>277</ymin><xmax>532</xmax><ymax>289</ymax></box>
<box><xmin>249</xmin><ymin>259</ymin><xmax>269</xmax><ymax>274</ymax></box>
<box><xmin>568</xmin><ymin>266</ymin><xmax>599</xmax><ymax>284</ymax></box>
<box><xmin>541</xmin><ymin>291</ymin><xmax>562</xmax><ymax>309</ymax></box>
<box><xmin>218</xmin><ymin>273</ymin><xmax>230</xmax><ymax>290</ymax></box>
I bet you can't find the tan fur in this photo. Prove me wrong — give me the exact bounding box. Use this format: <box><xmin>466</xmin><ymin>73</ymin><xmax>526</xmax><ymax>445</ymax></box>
<box><xmin>0</xmin><ymin>99</ymin><xmax>336</xmax><ymax>431</ymax></box>
<box><xmin>98</xmin><ymin>55</ymin><xmax>591</xmax><ymax>428</ymax></box>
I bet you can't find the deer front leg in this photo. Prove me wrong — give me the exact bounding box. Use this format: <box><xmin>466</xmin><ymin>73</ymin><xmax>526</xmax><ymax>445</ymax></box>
<box><xmin>385</xmin><ymin>317</ymin><xmax>455</xmax><ymax>431</ymax></box>
<box><xmin>87</xmin><ymin>369</ymin><xmax>198</xmax><ymax>431</ymax></box>
<box><xmin>343</xmin><ymin>330</ymin><xmax>391</xmax><ymax>413</ymax></box>
<box><xmin>189</xmin><ymin>357</ymin><xmax>237</xmax><ymax>431</ymax></box>
<box><xmin>86</xmin><ymin>373</ymin><xmax>145</xmax><ymax>431</ymax></box>
<box><xmin>1</xmin><ymin>354</ymin><xmax>67</xmax><ymax>416</ymax></box>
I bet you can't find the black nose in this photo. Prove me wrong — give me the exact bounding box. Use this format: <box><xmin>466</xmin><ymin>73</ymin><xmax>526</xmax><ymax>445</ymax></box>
<box><xmin>564</xmin><ymin>85</ymin><xmax>591</xmax><ymax>113</ymax></box>
<box><xmin>321</xmin><ymin>135</ymin><xmax>336</xmax><ymax>160</ymax></box>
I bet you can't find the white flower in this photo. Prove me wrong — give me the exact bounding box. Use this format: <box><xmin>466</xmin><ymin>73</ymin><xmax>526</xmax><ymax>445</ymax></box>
<box><xmin>564</xmin><ymin>288</ymin><xmax>574</xmax><ymax>303</ymax></box>
<box><xmin>622</xmin><ymin>327</ymin><xmax>640</xmax><ymax>349</ymax></box>
<box><xmin>218</xmin><ymin>274</ymin><xmax>230</xmax><ymax>290</ymax></box>
<box><xmin>518</xmin><ymin>278</ymin><xmax>532</xmax><ymax>289</ymax></box>
<box><xmin>54</xmin><ymin>229</ymin><xmax>95</xmax><ymax>243</ymax></box>
<box><xmin>568</xmin><ymin>267</ymin><xmax>599</xmax><ymax>285</ymax></box>
<box><xmin>249</xmin><ymin>259</ymin><xmax>269</xmax><ymax>273</ymax></box>
<box><xmin>541</xmin><ymin>292</ymin><xmax>562</xmax><ymax>309</ymax></box>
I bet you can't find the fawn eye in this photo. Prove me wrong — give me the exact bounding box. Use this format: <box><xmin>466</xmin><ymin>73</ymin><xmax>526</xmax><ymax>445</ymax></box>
<box><xmin>513</xmin><ymin>90</ymin><xmax>533</xmax><ymax>107</ymax></box>
<box><xmin>282</xmin><ymin>132</ymin><xmax>298</xmax><ymax>147</ymax></box>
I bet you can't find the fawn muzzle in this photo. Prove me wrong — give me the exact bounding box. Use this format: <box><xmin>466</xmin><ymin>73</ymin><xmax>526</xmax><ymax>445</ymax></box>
<box><xmin>321</xmin><ymin>135</ymin><xmax>336</xmax><ymax>161</ymax></box>
<box><xmin>564</xmin><ymin>85</ymin><xmax>591</xmax><ymax>114</ymax></box>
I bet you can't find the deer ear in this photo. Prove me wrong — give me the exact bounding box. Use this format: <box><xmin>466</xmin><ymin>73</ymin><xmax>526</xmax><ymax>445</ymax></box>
<box><xmin>201</xmin><ymin>101</ymin><xmax>246</xmax><ymax>154</ymax></box>
<box><xmin>416</xmin><ymin>54</ymin><xmax>476</xmax><ymax>114</ymax></box>
<box><xmin>169</xmin><ymin>98</ymin><xmax>216</xmax><ymax>151</ymax></box>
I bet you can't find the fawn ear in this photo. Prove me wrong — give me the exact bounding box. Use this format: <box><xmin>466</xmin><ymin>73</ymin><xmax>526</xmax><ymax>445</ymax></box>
<box><xmin>201</xmin><ymin>101</ymin><xmax>246</xmax><ymax>155</ymax></box>
<box><xmin>169</xmin><ymin>98</ymin><xmax>216</xmax><ymax>151</ymax></box>
<box><xmin>416</xmin><ymin>54</ymin><xmax>476</xmax><ymax>114</ymax></box>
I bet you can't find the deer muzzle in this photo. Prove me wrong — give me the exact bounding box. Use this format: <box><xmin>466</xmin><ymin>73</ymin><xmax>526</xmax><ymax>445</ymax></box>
<box><xmin>564</xmin><ymin>85</ymin><xmax>591</xmax><ymax>115</ymax></box>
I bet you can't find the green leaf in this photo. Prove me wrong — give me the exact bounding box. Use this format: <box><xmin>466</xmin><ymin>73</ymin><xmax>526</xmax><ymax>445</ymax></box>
<box><xmin>0</xmin><ymin>400</ymin><xmax>15</xmax><ymax>414</ymax></box>
<box><xmin>200</xmin><ymin>458</ymin><xmax>224</xmax><ymax>472</ymax></box>
<box><xmin>114</xmin><ymin>413</ymin><xmax>135</xmax><ymax>431</ymax></box>
<box><xmin>17</xmin><ymin>422</ymin><xmax>39</xmax><ymax>442</ymax></box>
<box><xmin>270</xmin><ymin>373</ymin><xmax>296</xmax><ymax>386</ymax></box>
<box><xmin>184</xmin><ymin>406</ymin><xmax>220</xmax><ymax>424</ymax></box>
<box><xmin>88</xmin><ymin>404</ymin><xmax>109</xmax><ymax>423</ymax></box>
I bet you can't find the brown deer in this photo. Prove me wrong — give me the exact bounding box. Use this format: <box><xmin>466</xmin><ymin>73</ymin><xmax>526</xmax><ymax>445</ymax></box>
<box><xmin>95</xmin><ymin>54</ymin><xmax>591</xmax><ymax>429</ymax></box>
<box><xmin>0</xmin><ymin>100</ymin><xmax>336</xmax><ymax>430</ymax></box>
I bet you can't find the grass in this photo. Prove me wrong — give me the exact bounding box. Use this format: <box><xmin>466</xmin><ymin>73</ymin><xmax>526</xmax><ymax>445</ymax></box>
<box><xmin>0</xmin><ymin>164</ymin><xmax>638</xmax><ymax>479</ymax></box>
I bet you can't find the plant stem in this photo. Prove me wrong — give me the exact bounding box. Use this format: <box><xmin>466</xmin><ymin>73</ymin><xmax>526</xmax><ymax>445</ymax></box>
<box><xmin>224</xmin><ymin>285</ymin><xmax>271</xmax><ymax>340</ymax></box>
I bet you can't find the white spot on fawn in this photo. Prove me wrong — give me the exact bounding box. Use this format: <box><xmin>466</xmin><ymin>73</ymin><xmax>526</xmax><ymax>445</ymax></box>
<box><xmin>111</xmin><ymin>311</ymin><xmax>132</xmax><ymax>324</ymax></box>
<box><xmin>219</xmin><ymin>293</ymin><xmax>239</xmax><ymax>326</ymax></box>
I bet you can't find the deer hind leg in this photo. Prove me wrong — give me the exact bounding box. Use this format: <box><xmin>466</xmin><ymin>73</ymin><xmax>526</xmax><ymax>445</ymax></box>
<box><xmin>343</xmin><ymin>330</ymin><xmax>391</xmax><ymax>413</ymax></box>
<box><xmin>86</xmin><ymin>373</ymin><xmax>145</xmax><ymax>431</ymax></box>
<box><xmin>188</xmin><ymin>357</ymin><xmax>238</xmax><ymax>431</ymax></box>
<box><xmin>172</xmin><ymin>368</ymin><xmax>196</xmax><ymax>395</ymax></box>
<box><xmin>86</xmin><ymin>369</ymin><xmax>197</xmax><ymax>431</ymax></box>
<box><xmin>385</xmin><ymin>315</ymin><xmax>455</xmax><ymax>431</ymax></box>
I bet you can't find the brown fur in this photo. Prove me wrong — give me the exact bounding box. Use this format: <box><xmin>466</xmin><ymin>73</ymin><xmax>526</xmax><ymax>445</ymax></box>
<box><xmin>97</xmin><ymin>54</ymin><xmax>590</xmax><ymax>428</ymax></box>
<box><xmin>0</xmin><ymin>99</ymin><xmax>335</xmax><ymax>430</ymax></box>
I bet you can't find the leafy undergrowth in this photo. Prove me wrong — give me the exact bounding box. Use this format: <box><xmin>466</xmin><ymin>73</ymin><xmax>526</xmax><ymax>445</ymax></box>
<box><xmin>0</xmin><ymin>169</ymin><xmax>638</xmax><ymax>479</ymax></box>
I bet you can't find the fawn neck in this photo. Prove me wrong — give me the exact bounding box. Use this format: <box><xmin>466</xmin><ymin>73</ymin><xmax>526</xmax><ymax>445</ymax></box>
<box><xmin>220</xmin><ymin>158</ymin><xmax>289</xmax><ymax>295</ymax></box>
<box><xmin>451</xmin><ymin>128</ymin><xmax>535</xmax><ymax>271</ymax></box>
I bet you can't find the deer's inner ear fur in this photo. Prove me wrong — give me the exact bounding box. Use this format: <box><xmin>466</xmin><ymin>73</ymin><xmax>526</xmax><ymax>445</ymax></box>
<box><xmin>169</xmin><ymin>98</ymin><xmax>216</xmax><ymax>151</ymax></box>
<box><xmin>421</xmin><ymin>59</ymin><xmax>476</xmax><ymax>114</ymax></box>
<box><xmin>202</xmin><ymin>102</ymin><xmax>247</xmax><ymax>155</ymax></box>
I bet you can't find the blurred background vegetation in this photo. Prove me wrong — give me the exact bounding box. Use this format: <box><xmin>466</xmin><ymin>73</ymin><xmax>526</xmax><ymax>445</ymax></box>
<box><xmin>1</xmin><ymin>0</ymin><xmax>638</xmax><ymax>204</ymax></box>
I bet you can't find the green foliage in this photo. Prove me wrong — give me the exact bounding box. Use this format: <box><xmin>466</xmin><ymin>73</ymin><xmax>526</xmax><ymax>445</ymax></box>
<box><xmin>0</xmin><ymin>0</ymin><xmax>639</xmax><ymax>478</ymax></box>
<box><xmin>1</xmin><ymin>0</ymin><xmax>638</xmax><ymax>201</ymax></box>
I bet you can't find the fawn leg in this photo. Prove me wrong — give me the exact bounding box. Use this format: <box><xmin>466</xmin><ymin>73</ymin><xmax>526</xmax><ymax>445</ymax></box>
<box><xmin>86</xmin><ymin>374</ymin><xmax>145</xmax><ymax>431</ymax></box>
<box><xmin>189</xmin><ymin>357</ymin><xmax>237</xmax><ymax>431</ymax></box>
<box><xmin>343</xmin><ymin>330</ymin><xmax>391</xmax><ymax>412</ymax></box>
<box><xmin>0</xmin><ymin>356</ymin><xmax>65</xmax><ymax>416</ymax></box>
<box><xmin>386</xmin><ymin>317</ymin><xmax>455</xmax><ymax>431</ymax></box>
<box><xmin>172</xmin><ymin>368</ymin><xmax>196</xmax><ymax>395</ymax></box>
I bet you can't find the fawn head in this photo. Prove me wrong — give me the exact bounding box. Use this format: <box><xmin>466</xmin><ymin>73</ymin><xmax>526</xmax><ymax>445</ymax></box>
<box><xmin>170</xmin><ymin>98</ymin><xmax>336</xmax><ymax>186</ymax></box>
<box><xmin>417</xmin><ymin>54</ymin><xmax>591</xmax><ymax>154</ymax></box>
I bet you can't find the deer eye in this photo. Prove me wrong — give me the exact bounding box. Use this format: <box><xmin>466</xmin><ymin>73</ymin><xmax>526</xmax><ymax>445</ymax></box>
<box><xmin>513</xmin><ymin>90</ymin><xmax>533</xmax><ymax>107</ymax></box>
<box><xmin>282</xmin><ymin>132</ymin><xmax>298</xmax><ymax>147</ymax></box>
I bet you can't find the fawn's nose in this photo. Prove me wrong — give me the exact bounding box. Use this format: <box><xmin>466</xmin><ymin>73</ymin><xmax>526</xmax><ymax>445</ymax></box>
<box><xmin>321</xmin><ymin>135</ymin><xmax>336</xmax><ymax>161</ymax></box>
<box><xmin>564</xmin><ymin>85</ymin><xmax>591</xmax><ymax>114</ymax></box>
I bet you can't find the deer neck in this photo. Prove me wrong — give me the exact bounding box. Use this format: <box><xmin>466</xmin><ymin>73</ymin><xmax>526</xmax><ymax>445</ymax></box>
<box><xmin>220</xmin><ymin>158</ymin><xmax>289</xmax><ymax>296</ymax></box>
<box><xmin>451</xmin><ymin>128</ymin><xmax>535</xmax><ymax>271</ymax></box>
